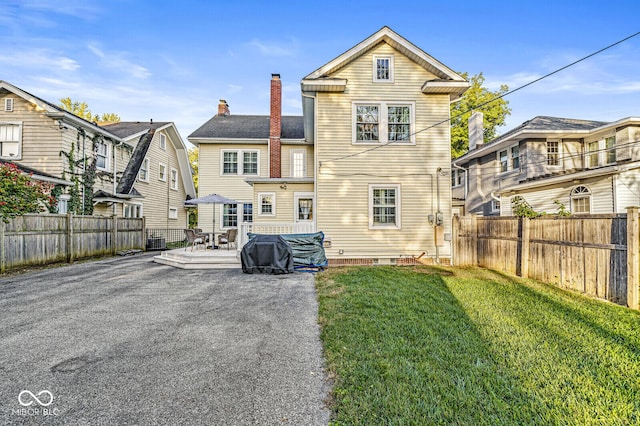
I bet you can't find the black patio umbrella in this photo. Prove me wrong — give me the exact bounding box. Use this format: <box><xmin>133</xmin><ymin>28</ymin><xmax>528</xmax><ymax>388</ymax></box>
<box><xmin>184</xmin><ymin>193</ymin><xmax>240</xmax><ymax>245</ymax></box>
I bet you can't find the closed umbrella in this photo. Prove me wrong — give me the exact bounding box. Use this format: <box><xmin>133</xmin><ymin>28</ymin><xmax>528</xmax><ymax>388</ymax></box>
<box><xmin>184</xmin><ymin>193</ymin><xmax>240</xmax><ymax>247</ymax></box>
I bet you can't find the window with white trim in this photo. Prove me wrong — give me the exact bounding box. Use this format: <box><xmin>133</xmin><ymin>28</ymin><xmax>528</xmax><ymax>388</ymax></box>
<box><xmin>168</xmin><ymin>207</ymin><xmax>178</xmax><ymax>219</ymax></box>
<box><xmin>511</xmin><ymin>145</ymin><xmax>520</xmax><ymax>170</ymax></box>
<box><xmin>570</xmin><ymin>186</ymin><xmax>591</xmax><ymax>214</ymax></box>
<box><xmin>369</xmin><ymin>184</ymin><xmax>401</xmax><ymax>229</ymax></box>
<box><xmin>605</xmin><ymin>136</ymin><xmax>616</xmax><ymax>164</ymax></box>
<box><xmin>587</xmin><ymin>141</ymin><xmax>599</xmax><ymax>168</ymax></box>
<box><xmin>547</xmin><ymin>141</ymin><xmax>560</xmax><ymax>166</ymax></box>
<box><xmin>95</xmin><ymin>139</ymin><xmax>110</xmax><ymax>170</ymax></box>
<box><xmin>159</xmin><ymin>133</ymin><xmax>166</xmax><ymax>150</ymax></box>
<box><xmin>451</xmin><ymin>169</ymin><xmax>465</xmax><ymax>188</ymax></box>
<box><xmin>158</xmin><ymin>163</ymin><xmax>167</xmax><ymax>181</ymax></box>
<box><xmin>138</xmin><ymin>158</ymin><xmax>149</xmax><ymax>182</ymax></box>
<box><xmin>222</xmin><ymin>203</ymin><xmax>238</xmax><ymax>227</ymax></box>
<box><xmin>294</xmin><ymin>193</ymin><xmax>314</xmax><ymax>222</ymax></box>
<box><xmin>491</xmin><ymin>200</ymin><xmax>501</xmax><ymax>213</ymax></box>
<box><xmin>258</xmin><ymin>192</ymin><xmax>275</xmax><ymax>216</ymax></box>
<box><xmin>170</xmin><ymin>168</ymin><xmax>178</xmax><ymax>190</ymax></box>
<box><xmin>221</xmin><ymin>150</ymin><xmax>259</xmax><ymax>175</ymax></box>
<box><xmin>124</xmin><ymin>203</ymin><xmax>143</xmax><ymax>218</ymax></box>
<box><xmin>498</xmin><ymin>149</ymin><xmax>508</xmax><ymax>173</ymax></box>
<box><xmin>373</xmin><ymin>55</ymin><xmax>394</xmax><ymax>82</ymax></box>
<box><xmin>4</xmin><ymin>98</ymin><xmax>14</xmax><ymax>112</ymax></box>
<box><xmin>243</xmin><ymin>203</ymin><xmax>253</xmax><ymax>223</ymax></box>
<box><xmin>57</xmin><ymin>194</ymin><xmax>70</xmax><ymax>214</ymax></box>
<box><xmin>0</xmin><ymin>123</ymin><xmax>21</xmax><ymax>159</ymax></box>
<box><xmin>291</xmin><ymin>149</ymin><xmax>306</xmax><ymax>178</ymax></box>
<box><xmin>353</xmin><ymin>102</ymin><xmax>414</xmax><ymax>144</ymax></box>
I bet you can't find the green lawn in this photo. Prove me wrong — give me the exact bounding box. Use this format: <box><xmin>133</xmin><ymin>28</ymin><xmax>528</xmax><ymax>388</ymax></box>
<box><xmin>316</xmin><ymin>266</ymin><xmax>640</xmax><ymax>425</ymax></box>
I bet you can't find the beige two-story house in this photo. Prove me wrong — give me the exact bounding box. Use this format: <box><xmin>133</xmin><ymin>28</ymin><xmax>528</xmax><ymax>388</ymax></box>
<box><xmin>452</xmin><ymin>113</ymin><xmax>640</xmax><ymax>216</ymax></box>
<box><xmin>190</xmin><ymin>26</ymin><xmax>469</xmax><ymax>264</ymax></box>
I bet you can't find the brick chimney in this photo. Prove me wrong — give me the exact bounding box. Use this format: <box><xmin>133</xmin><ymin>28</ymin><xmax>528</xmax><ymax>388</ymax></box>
<box><xmin>269</xmin><ymin>74</ymin><xmax>282</xmax><ymax>178</ymax></box>
<box><xmin>468</xmin><ymin>111</ymin><xmax>483</xmax><ymax>151</ymax></box>
<box><xmin>217</xmin><ymin>99</ymin><xmax>230</xmax><ymax>116</ymax></box>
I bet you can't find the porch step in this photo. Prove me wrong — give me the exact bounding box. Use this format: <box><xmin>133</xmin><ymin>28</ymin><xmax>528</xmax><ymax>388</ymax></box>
<box><xmin>153</xmin><ymin>248</ymin><xmax>241</xmax><ymax>269</ymax></box>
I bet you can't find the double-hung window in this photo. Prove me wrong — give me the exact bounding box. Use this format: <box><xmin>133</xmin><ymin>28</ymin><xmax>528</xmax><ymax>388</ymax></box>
<box><xmin>159</xmin><ymin>134</ymin><xmax>166</xmax><ymax>150</ymax></box>
<box><xmin>159</xmin><ymin>163</ymin><xmax>167</xmax><ymax>181</ymax></box>
<box><xmin>95</xmin><ymin>140</ymin><xmax>109</xmax><ymax>170</ymax></box>
<box><xmin>451</xmin><ymin>169</ymin><xmax>465</xmax><ymax>188</ymax></box>
<box><xmin>170</xmin><ymin>168</ymin><xmax>178</xmax><ymax>190</ymax></box>
<box><xmin>498</xmin><ymin>149</ymin><xmax>508</xmax><ymax>173</ymax></box>
<box><xmin>354</xmin><ymin>102</ymin><xmax>414</xmax><ymax>144</ymax></box>
<box><xmin>222</xmin><ymin>203</ymin><xmax>238</xmax><ymax>227</ymax></box>
<box><xmin>373</xmin><ymin>55</ymin><xmax>394</xmax><ymax>82</ymax></box>
<box><xmin>605</xmin><ymin>136</ymin><xmax>616</xmax><ymax>164</ymax></box>
<box><xmin>221</xmin><ymin>150</ymin><xmax>259</xmax><ymax>176</ymax></box>
<box><xmin>369</xmin><ymin>184</ymin><xmax>401</xmax><ymax>229</ymax></box>
<box><xmin>587</xmin><ymin>141</ymin><xmax>599</xmax><ymax>168</ymax></box>
<box><xmin>547</xmin><ymin>141</ymin><xmax>560</xmax><ymax>166</ymax></box>
<box><xmin>511</xmin><ymin>145</ymin><xmax>520</xmax><ymax>170</ymax></box>
<box><xmin>258</xmin><ymin>193</ymin><xmax>275</xmax><ymax>216</ymax></box>
<box><xmin>0</xmin><ymin>123</ymin><xmax>21</xmax><ymax>159</ymax></box>
<box><xmin>243</xmin><ymin>203</ymin><xmax>253</xmax><ymax>223</ymax></box>
<box><xmin>138</xmin><ymin>158</ymin><xmax>149</xmax><ymax>182</ymax></box>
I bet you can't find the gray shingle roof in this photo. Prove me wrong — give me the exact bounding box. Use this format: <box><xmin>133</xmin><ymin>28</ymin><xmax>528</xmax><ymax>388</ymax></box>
<box><xmin>188</xmin><ymin>115</ymin><xmax>304</xmax><ymax>139</ymax></box>
<box><xmin>489</xmin><ymin>116</ymin><xmax>608</xmax><ymax>146</ymax></box>
<box><xmin>116</xmin><ymin>130</ymin><xmax>155</xmax><ymax>195</ymax></box>
<box><xmin>102</xmin><ymin>121</ymin><xmax>170</xmax><ymax>138</ymax></box>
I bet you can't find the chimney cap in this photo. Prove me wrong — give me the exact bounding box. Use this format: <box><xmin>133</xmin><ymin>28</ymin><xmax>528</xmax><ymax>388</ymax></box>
<box><xmin>271</xmin><ymin>73</ymin><xmax>280</xmax><ymax>79</ymax></box>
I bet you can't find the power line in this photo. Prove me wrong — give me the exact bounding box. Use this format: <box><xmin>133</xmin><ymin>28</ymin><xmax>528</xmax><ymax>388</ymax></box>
<box><xmin>320</xmin><ymin>30</ymin><xmax>640</xmax><ymax>165</ymax></box>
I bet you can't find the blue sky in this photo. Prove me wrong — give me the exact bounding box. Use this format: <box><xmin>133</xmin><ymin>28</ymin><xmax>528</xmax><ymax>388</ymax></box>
<box><xmin>1</xmin><ymin>0</ymin><xmax>639</xmax><ymax>142</ymax></box>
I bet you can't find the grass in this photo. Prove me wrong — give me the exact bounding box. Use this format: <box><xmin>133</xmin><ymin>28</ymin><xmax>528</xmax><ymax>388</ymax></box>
<box><xmin>316</xmin><ymin>266</ymin><xmax>640</xmax><ymax>425</ymax></box>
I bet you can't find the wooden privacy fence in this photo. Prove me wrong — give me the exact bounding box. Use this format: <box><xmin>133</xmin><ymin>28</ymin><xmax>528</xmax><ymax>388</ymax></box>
<box><xmin>453</xmin><ymin>207</ymin><xmax>640</xmax><ymax>309</ymax></box>
<box><xmin>0</xmin><ymin>214</ymin><xmax>145</xmax><ymax>273</ymax></box>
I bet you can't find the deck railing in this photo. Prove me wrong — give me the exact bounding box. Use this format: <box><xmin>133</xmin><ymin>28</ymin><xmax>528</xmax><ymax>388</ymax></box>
<box><xmin>239</xmin><ymin>222</ymin><xmax>316</xmax><ymax>248</ymax></box>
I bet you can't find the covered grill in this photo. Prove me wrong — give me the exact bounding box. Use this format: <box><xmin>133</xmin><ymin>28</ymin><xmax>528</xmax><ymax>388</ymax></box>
<box><xmin>241</xmin><ymin>234</ymin><xmax>294</xmax><ymax>274</ymax></box>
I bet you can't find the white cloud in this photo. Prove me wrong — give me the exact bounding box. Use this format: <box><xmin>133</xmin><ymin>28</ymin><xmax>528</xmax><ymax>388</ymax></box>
<box><xmin>246</xmin><ymin>38</ymin><xmax>298</xmax><ymax>57</ymax></box>
<box><xmin>227</xmin><ymin>84</ymin><xmax>243</xmax><ymax>93</ymax></box>
<box><xmin>87</xmin><ymin>44</ymin><xmax>151</xmax><ymax>79</ymax></box>
<box><xmin>0</xmin><ymin>49</ymin><xmax>80</xmax><ymax>71</ymax></box>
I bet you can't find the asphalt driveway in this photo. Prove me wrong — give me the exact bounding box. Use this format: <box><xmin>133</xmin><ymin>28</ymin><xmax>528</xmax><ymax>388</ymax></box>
<box><xmin>0</xmin><ymin>253</ymin><xmax>330</xmax><ymax>425</ymax></box>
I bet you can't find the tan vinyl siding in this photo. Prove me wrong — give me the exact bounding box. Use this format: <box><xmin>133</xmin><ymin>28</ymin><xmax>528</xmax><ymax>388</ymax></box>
<box><xmin>316</xmin><ymin>42</ymin><xmax>452</xmax><ymax>259</ymax></box>
<box><xmin>253</xmin><ymin>183</ymin><xmax>314</xmax><ymax>223</ymax></box>
<box><xmin>135</xmin><ymin>129</ymin><xmax>190</xmax><ymax>228</ymax></box>
<box><xmin>197</xmin><ymin>141</ymin><xmax>266</xmax><ymax>234</ymax></box>
<box><xmin>281</xmin><ymin>144</ymin><xmax>314</xmax><ymax>178</ymax></box>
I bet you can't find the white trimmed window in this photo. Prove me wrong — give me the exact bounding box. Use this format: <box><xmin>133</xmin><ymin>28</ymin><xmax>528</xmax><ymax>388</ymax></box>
<box><xmin>491</xmin><ymin>200</ymin><xmax>501</xmax><ymax>213</ymax></box>
<box><xmin>243</xmin><ymin>203</ymin><xmax>253</xmax><ymax>223</ymax></box>
<box><xmin>547</xmin><ymin>141</ymin><xmax>560</xmax><ymax>166</ymax></box>
<box><xmin>124</xmin><ymin>203</ymin><xmax>143</xmax><ymax>218</ymax></box>
<box><xmin>373</xmin><ymin>55</ymin><xmax>394</xmax><ymax>83</ymax></box>
<box><xmin>159</xmin><ymin>133</ymin><xmax>166</xmax><ymax>150</ymax></box>
<box><xmin>258</xmin><ymin>192</ymin><xmax>275</xmax><ymax>216</ymax></box>
<box><xmin>159</xmin><ymin>163</ymin><xmax>167</xmax><ymax>181</ymax></box>
<box><xmin>57</xmin><ymin>194</ymin><xmax>70</xmax><ymax>214</ymax></box>
<box><xmin>294</xmin><ymin>193</ymin><xmax>314</xmax><ymax>222</ymax></box>
<box><xmin>221</xmin><ymin>150</ymin><xmax>259</xmax><ymax>176</ymax></box>
<box><xmin>0</xmin><ymin>123</ymin><xmax>21</xmax><ymax>159</ymax></box>
<box><xmin>369</xmin><ymin>184</ymin><xmax>401</xmax><ymax>229</ymax></box>
<box><xmin>243</xmin><ymin>151</ymin><xmax>258</xmax><ymax>175</ymax></box>
<box><xmin>451</xmin><ymin>169</ymin><xmax>465</xmax><ymax>188</ymax></box>
<box><xmin>570</xmin><ymin>186</ymin><xmax>591</xmax><ymax>214</ymax></box>
<box><xmin>222</xmin><ymin>203</ymin><xmax>238</xmax><ymax>227</ymax></box>
<box><xmin>511</xmin><ymin>145</ymin><xmax>520</xmax><ymax>170</ymax></box>
<box><xmin>168</xmin><ymin>207</ymin><xmax>178</xmax><ymax>220</ymax></box>
<box><xmin>498</xmin><ymin>149</ymin><xmax>508</xmax><ymax>173</ymax></box>
<box><xmin>353</xmin><ymin>101</ymin><xmax>414</xmax><ymax>144</ymax></box>
<box><xmin>95</xmin><ymin>139</ymin><xmax>110</xmax><ymax>170</ymax></box>
<box><xmin>138</xmin><ymin>158</ymin><xmax>149</xmax><ymax>182</ymax></box>
<box><xmin>170</xmin><ymin>168</ymin><xmax>178</xmax><ymax>190</ymax></box>
<box><xmin>4</xmin><ymin>98</ymin><xmax>14</xmax><ymax>112</ymax></box>
<box><xmin>291</xmin><ymin>149</ymin><xmax>306</xmax><ymax>178</ymax></box>
<box><xmin>605</xmin><ymin>136</ymin><xmax>616</xmax><ymax>164</ymax></box>
<box><xmin>497</xmin><ymin>144</ymin><xmax>520</xmax><ymax>174</ymax></box>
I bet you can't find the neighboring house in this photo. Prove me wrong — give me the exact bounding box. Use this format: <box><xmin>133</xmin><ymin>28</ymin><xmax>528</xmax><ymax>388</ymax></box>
<box><xmin>452</xmin><ymin>113</ymin><xmax>640</xmax><ymax>216</ymax></box>
<box><xmin>101</xmin><ymin>121</ymin><xmax>196</xmax><ymax>228</ymax></box>
<box><xmin>0</xmin><ymin>80</ymin><xmax>130</xmax><ymax>215</ymax></box>
<box><xmin>190</xmin><ymin>26</ymin><xmax>469</xmax><ymax>264</ymax></box>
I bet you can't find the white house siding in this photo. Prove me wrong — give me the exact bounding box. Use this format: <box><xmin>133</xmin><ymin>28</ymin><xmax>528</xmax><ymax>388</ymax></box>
<box><xmin>252</xmin><ymin>182</ymin><xmax>314</xmax><ymax>224</ymax></box>
<box><xmin>502</xmin><ymin>176</ymin><xmax>615</xmax><ymax>216</ymax></box>
<box><xmin>616</xmin><ymin>169</ymin><xmax>640</xmax><ymax>213</ymax></box>
<box><xmin>197</xmin><ymin>141</ymin><xmax>267</xmax><ymax>235</ymax></box>
<box><xmin>315</xmin><ymin>42</ymin><xmax>453</xmax><ymax>260</ymax></box>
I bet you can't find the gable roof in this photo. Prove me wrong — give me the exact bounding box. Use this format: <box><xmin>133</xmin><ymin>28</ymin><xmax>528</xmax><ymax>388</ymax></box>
<box><xmin>0</xmin><ymin>80</ymin><xmax>122</xmax><ymax>142</ymax></box>
<box><xmin>188</xmin><ymin>115</ymin><xmax>304</xmax><ymax>140</ymax></box>
<box><xmin>102</xmin><ymin>121</ymin><xmax>197</xmax><ymax>199</ymax></box>
<box><xmin>301</xmin><ymin>26</ymin><xmax>469</xmax><ymax>98</ymax></box>
<box><xmin>456</xmin><ymin>116</ymin><xmax>611</xmax><ymax>163</ymax></box>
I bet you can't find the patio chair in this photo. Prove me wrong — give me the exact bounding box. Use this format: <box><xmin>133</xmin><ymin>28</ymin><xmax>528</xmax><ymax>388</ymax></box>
<box><xmin>184</xmin><ymin>229</ymin><xmax>206</xmax><ymax>251</ymax></box>
<box><xmin>194</xmin><ymin>228</ymin><xmax>210</xmax><ymax>244</ymax></box>
<box><xmin>218</xmin><ymin>228</ymin><xmax>238</xmax><ymax>250</ymax></box>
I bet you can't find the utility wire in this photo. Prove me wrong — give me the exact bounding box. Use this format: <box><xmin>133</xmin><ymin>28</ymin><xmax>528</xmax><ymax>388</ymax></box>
<box><xmin>321</xmin><ymin>30</ymin><xmax>640</xmax><ymax>165</ymax></box>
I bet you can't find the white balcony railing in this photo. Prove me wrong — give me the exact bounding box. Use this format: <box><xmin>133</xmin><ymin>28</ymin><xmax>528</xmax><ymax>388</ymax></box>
<box><xmin>238</xmin><ymin>222</ymin><xmax>316</xmax><ymax>248</ymax></box>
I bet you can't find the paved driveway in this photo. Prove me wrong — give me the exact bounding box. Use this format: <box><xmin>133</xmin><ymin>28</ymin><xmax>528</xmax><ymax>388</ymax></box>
<box><xmin>0</xmin><ymin>254</ymin><xmax>330</xmax><ymax>425</ymax></box>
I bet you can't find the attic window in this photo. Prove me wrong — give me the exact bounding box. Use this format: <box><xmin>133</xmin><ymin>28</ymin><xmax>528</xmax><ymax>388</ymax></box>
<box><xmin>373</xmin><ymin>55</ymin><xmax>394</xmax><ymax>83</ymax></box>
<box><xmin>159</xmin><ymin>133</ymin><xmax>166</xmax><ymax>150</ymax></box>
<box><xmin>4</xmin><ymin>98</ymin><xmax>14</xmax><ymax>112</ymax></box>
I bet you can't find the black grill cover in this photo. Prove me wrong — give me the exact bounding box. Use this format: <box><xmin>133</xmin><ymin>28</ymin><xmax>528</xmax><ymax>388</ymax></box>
<box><xmin>241</xmin><ymin>234</ymin><xmax>294</xmax><ymax>274</ymax></box>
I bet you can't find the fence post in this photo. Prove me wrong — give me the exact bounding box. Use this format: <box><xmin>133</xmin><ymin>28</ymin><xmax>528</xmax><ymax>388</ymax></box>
<box><xmin>141</xmin><ymin>217</ymin><xmax>146</xmax><ymax>251</ymax></box>
<box><xmin>451</xmin><ymin>215</ymin><xmax>459</xmax><ymax>266</ymax></box>
<box><xmin>626</xmin><ymin>206</ymin><xmax>640</xmax><ymax>309</ymax></box>
<box><xmin>470</xmin><ymin>215</ymin><xmax>478</xmax><ymax>266</ymax></box>
<box><xmin>67</xmin><ymin>213</ymin><xmax>74</xmax><ymax>264</ymax></box>
<box><xmin>112</xmin><ymin>215</ymin><xmax>118</xmax><ymax>255</ymax></box>
<box><xmin>517</xmin><ymin>217</ymin><xmax>530</xmax><ymax>278</ymax></box>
